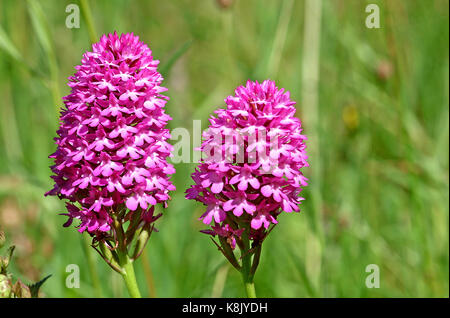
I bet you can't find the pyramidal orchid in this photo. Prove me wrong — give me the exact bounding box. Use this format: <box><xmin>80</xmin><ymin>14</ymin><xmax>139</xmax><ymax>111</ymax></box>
<box><xmin>46</xmin><ymin>32</ymin><xmax>175</xmax><ymax>297</ymax></box>
<box><xmin>186</xmin><ymin>80</ymin><xmax>308</xmax><ymax>297</ymax></box>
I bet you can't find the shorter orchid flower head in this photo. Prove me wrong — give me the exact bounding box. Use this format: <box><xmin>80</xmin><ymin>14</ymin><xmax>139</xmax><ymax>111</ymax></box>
<box><xmin>186</xmin><ymin>79</ymin><xmax>308</xmax><ymax>281</ymax></box>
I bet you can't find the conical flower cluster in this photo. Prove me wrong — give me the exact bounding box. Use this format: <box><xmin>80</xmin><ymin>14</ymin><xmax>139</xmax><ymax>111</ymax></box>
<box><xmin>186</xmin><ymin>80</ymin><xmax>308</xmax><ymax>249</ymax></box>
<box><xmin>46</xmin><ymin>32</ymin><xmax>175</xmax><ymax>238</ymax></box>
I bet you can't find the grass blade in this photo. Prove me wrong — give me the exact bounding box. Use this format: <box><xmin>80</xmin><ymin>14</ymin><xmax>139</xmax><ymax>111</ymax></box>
<box><xmin>160</xmin><ymin>40</ymin><xmax>193</xmax><ymax>77</ymax></box>
<box><xmin>26</xmin><ymin>0</ymin><xmax>61</xmax><ymax>112</ymax></box>
<box><xmin>0</xmin><ymin>25</ymin><xmax>43</xmax><ymax>77</ymax></box>
<box><xmin>80</xmin><ymin>0</ymin><xmax>98</xmax><ymax>44</ymax></box>
<box><xmin>266</xmin><ymin>0</ymin><xmax>294</xmax><ymax>78</ymax></box>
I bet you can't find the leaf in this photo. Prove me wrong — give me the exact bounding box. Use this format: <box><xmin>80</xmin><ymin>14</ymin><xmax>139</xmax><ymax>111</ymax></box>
<box><xmin>159</xmin><ymin>40</ymin><xmax>193</xmax><ymax>77</ymax></box>
<box><xmin>12</xmin><ymin>279</ymin><xmax>31</xmax><ymax>298</ymax></box>
<box><xmin>28</xmin><ymin>274</ymin><xmax>52</xmax><ymax>298</ymax></box>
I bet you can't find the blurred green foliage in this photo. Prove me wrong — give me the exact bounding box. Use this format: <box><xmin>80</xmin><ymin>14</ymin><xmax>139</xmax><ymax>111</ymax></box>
<box><xmin>0</xmin><ymin>0</ymin><xmax>448</xmax><ymax>297</ymax></box>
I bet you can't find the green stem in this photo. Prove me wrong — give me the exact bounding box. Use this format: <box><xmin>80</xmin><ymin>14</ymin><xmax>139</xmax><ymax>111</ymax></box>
<box><xmin>243</xmin><ymin>281</ymin><xmax>256</xmax><ymax>298</ymax></box>
<box><xmin>80</xmin><ymin>0</ymin><xmax>98</xmax><ymax>44</ymax></box>
<box><xmin>81</xmin><ymin>234</ymin><xmax>103</xmax><ymax>297</ymax></box>
<box><xmin>240</xmin><ymin>229</ymin><xmax>256</xmax><ymax>298</ymax></box>
<box><xmin>112</xmin><ymin>216</ymin><xmax>142</xmax><ymax>298</ymax></box>
<box><xmin>117</xmin><ymin>249</ymin><xmax>142</xmax><ymax>298</ymax></box>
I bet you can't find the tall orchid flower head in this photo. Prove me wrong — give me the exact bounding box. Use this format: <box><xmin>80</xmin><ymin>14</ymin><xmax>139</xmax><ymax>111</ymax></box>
<box><xmin>46</xmin><ymin>32</ymin><xmax>175</xmax><ymax>247</ymax></box>
<box><xmin>186</xmin><ymin>80</ymin><xmax>308</xmax><ymax>256</ymax></box>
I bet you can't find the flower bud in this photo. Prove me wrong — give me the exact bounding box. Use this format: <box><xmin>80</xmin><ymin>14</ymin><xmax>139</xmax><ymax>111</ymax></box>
<box><xmin>0</xmin><ymin>246</ymin><xmax>15</xmax><ymax>272</ymax></box>
<box><xmin>11</xmin><ymin>279</ymin><xmax>31</xmax><ymax>298</ymax></box>
<box><xmin>217</xmin><ymin>0</ymin><xmax>233</xmax><ymax>9</ymax></box>
<box><xmin>376</xmin><ymin>60</ymin><xmax>393</xmax><ymax>81</ymax></box>
<box><xmin>0</xmin><ymin>274</ymin><xmax>12</xmax><ymax>298</ymax></box>
<box><xmin>0</xmin><ymin>231</ymin><xmax>5</xmax><ymax>249</ymax></box>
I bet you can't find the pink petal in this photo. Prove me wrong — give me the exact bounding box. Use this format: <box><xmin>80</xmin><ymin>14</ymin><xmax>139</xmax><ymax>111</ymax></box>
<box><xmin>223</xmin><ymin>200</ymin><xmax>234</xmax><ymax>211</ymax></box>
<box><xmin>261</xmin><ymin>185</ymin><xmax>272</xmax><ymax>197</ymax></box>
<box><xmin>251</xmin><ymin>218</ymin><xmax>262</xmax><ymax>230</ymax></box>
<box><xmin>126</xmin><ymin>196</ymin><xmax>138</xmax><ymax>211</ymax></box>
<box><xmin>249</xmin><ymin>178</ymin><xmax>260</xmax><ymax>189</ymax></box>
<box><xmin>211</xmin><ymin>182</ymin><xmax>223</xmax><ymax>193</ymax></box>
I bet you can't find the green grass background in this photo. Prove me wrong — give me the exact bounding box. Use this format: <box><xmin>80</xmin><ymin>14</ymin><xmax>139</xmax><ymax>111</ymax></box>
<box><xmin>0</xmin><ymin>0</ymin><xmax>448</xmax><ymax>297</ymax></box>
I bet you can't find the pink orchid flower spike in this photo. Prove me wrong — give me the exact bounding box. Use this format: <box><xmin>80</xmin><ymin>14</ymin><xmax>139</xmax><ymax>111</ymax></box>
<box><xmin>186</xmin><ymin>79</ymin><xmax>308</xmax><ymax>298</ymax></box>
<box><xmin>46</xmin><ymin>32</ymin><xmax>175</xmax><ymax>298</ymax></box>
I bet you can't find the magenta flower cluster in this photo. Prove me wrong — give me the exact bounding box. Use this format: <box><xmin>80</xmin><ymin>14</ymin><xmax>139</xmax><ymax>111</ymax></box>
<box><xmin>46</xmin><ymin>32</ymin><xmax>175</xmax><ymax>237</ymax></box>
<box><xmin>186</xmin><ymin>80</ymin><xmax>308</xmax><ymax>249</ymax></box>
